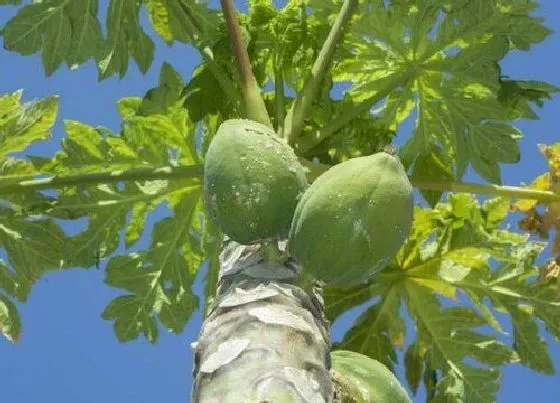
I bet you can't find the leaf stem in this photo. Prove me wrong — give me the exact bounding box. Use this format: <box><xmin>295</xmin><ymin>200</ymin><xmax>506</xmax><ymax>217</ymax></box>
<box><xmin>4</xmin><ymin>164</ymin><xmax>556</xmax><ymax>206</ymax></box>
<box><xmin>176</xmin><ymin>1</ymin><xmax>243</xmax><ymax>112</ymax></box>
<box><xmin>283</xmin><ymin>0</ymin><xmax>358</xmax><ymax>144</ymax></box>
<box><xmin>0</xmin><ymin>165</ymin><xmax>203</xmax><ymax>196</ymax></box>
<box><xmin>274</xmin><ymin>56</ymin><xmax>286</xmax><ymax>137</ymax></box>
<box><xmin>296</xmin><ymin>74</ymin><xmax>407</xmax><ymax>154</ymax></box>
<box><xmin>220</xmin><ymin>0</ymin><xmax>271</xmax><ymax>127</ymax></box>
<box><xmin>201</xmin><ymin>47</ymin><xmax>244</xmax><ymax>111</ymax></box>
<box><xmin>410</xmin><ymin>179</ymin><xmax>560</xmax><ymax>204</ymax></box>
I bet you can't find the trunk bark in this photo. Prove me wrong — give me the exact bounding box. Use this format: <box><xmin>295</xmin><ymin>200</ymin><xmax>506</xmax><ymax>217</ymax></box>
<box><xmin>191</xmin><ymin>239</ymin><xmax>333</xmax><ymax>402</ymax></box>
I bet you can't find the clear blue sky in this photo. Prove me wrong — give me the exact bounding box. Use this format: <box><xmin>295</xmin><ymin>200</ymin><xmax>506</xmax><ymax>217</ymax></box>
<box><xmin>1</xmin><ymin>2</ymin><xmax>559</xmax><ymax>402</ymax></box>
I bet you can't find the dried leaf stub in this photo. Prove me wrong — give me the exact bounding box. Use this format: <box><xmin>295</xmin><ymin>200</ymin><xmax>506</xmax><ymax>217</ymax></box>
<box><xmin>538</xmin><ymin>258</ymin><xmax>560</xmax><ymax>294</ymax></box>
<box><xmin>512</xmin><ymin>143</ymin><xmax>560</xmax><ymax>254</ymax></box>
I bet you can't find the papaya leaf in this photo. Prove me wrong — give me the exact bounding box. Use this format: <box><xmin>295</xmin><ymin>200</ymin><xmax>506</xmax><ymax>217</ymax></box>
<box><xmin>325</xmin><ymin>193</ymin><xmax>558</xmax><ymax>402</ymax></box>
<box><xmin>0</xmin><ymin>90</ymin><xmax>76</xmax><ymax>343</ymax></box>
<box><xmin>0</xmin><ymin>294</ymin><xmax>21</xmax><ymax>342</ymax></box>
<box><xmin>1</xmin><ymin>0</ymin><xmax>102</xmax><ymax>75</ymax></box>
<box><xmin>183</xmin><ymin>28</ymin><xmax>241</xmax><ymax>123</ymax></box>
<box><xmin>144</xmin><ymin>0</ymin><xmax>221</xmax><ymax>46</ymax></box>
<box><xmin>0</xmin><ymin>91</ymin><xmax>58</xmax><ymax>159</ymax></box>
<box><xmin>29</xmin><ymin>66</ymin><xmax>198</xmax><ymax>267</ymax></box>
<box><xmin>322</xmin><ymin>0</ymin><xmax>554</xmax><ymax>183</ymax></box>
<box><xmin>246</xmin><ymin>0</ymin><xmax>323</xmax><ymax>91</ymax></box>
<box><xmin>498</xmin><ymin>79</ymin><xmax>560</xmax><ymax>120</ymax></box>
<box><xmin>102</xmin><ymin>191</ymin><xmax>202</xmax><ymax>342</ymax></box>
<box><xmin>98</xmin><ymin>0</ymin><xmax>155</xmax><ymax>79</ymax></box>
<box><xmin>329</xmin><ymin>284</ymin><xmax>405</xmax><ymax>371</ymax></box>
<box><xmin>1</xmin><ymin>68</ymin><xmax>219</xmax><ymax>341</ymax></box>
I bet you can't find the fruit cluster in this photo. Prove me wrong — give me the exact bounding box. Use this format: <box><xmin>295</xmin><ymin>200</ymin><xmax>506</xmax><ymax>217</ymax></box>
<box><xmin>204</xmin><ymin>119</ymin><xmax>413</xmax><ymax>286</ymax></box>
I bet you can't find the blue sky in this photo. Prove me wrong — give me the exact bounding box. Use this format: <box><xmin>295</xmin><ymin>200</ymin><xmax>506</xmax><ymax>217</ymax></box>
<box><xmin>1</xmin><ymin>1</ymin><xmax>559</xmax><ymax>402</ymax></box>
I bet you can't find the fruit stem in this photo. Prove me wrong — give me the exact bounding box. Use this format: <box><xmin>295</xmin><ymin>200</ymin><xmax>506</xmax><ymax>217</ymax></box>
<box><xmin>260</xmin><ymin>241</ymin><xmax>285</xmax><ymax>264</ymax></box>
<box><xmin>220</xmin><ymin>0</ymin><xmax>272</xmax><ymax>127</ymax></box>
<box><xmin>283</xmin><ymin>0</ymin><xmax>358</xmax><ymax>145</ymax></box>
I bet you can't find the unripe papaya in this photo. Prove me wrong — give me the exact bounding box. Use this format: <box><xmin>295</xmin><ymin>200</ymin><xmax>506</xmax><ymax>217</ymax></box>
<box><xmin>204</xmin><ymin>119</ymin><xmax>307</xmax><ymax>244</ymax></box>
<box><xmin>288</xmin><ymin>152</ymin><xmax>413</xmax><ymax>286</ymax></box>
<box><xmin>331</xmin><ymin>350</ymin><xmax>412</xmax><ymax>403</ymax></box>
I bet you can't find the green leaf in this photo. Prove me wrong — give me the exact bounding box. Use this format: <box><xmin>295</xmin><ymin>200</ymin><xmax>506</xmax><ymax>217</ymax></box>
<box><xmin>498</xmin><ymin>79</ymin><xmax>560</xmax><ymax>120</ymax></box>
<box><xmin>325</xmin><ymin>193</ymin><xmax>558</xmax><ymax>401</ymax></box>
<box><xmin>3</xmin><ymin>83</ymin><xmax>216</xmax><ymax>342</ymax></box>
<box><xmin>327</xmin><ymin>0</ymin><xmax>554</xmax><ymax>183</ymax></box>
<box><xmin>102</xmin><ymin>190</ymin><xmax>202</xmax><ymax>341</ymax></box>
<box><xmin>332</xmin><ymin>285</ymin><xmax>405</xmax><ymax>371</ymax></box>
<box><xmin>409</xmin><ymin>145</ymin><xmax>454</xmax><ymax>207</ymax></box>
<box><xmin>14</xmin><ymin>73</ymin><xmax>202</xmax><ymax>276</ymax></box>
<box><xmin>407</xmin><ymin>287</ymin><xmax>514</xmax><ymax>403</ymax></box>
<box><xmin>139</xmin><ymin>62</ymin><xmax>185</xmax><ymax>116</ymax></box>
<box><xmin>2</xmin><ymin>0</ymin><xmax>102</xmax><ymax>75</ymax></box>
<box><xmin>98</xmin><ymin>0</ymin><xmax>155</xmax><ymax>79</ymax></box>
<box><xmin>0</xmin><ymin>217</ymin><xmax>72</xmax><ymax>280</ymax></box>
<box><xmin>65</xmin><ymin>0</ymin><xmax>103</xmax><ymax>67</ymax></box>
<box><xmin>184</xmin><ymin>46</ymin><xmax>240</xmax><ymax>123</ymax></box>
<box><xmin>0</xmin><ymin>260</ymin><xmax>32</xmax><ymax>302</ymax></box>
<box><xmin>117</xmin><ymin>97</ymin><xmax>143</xmax><ymax>119</ymax></box>
<box><xmin>0</xmin><ymin>93</ymin><xmax>58</xmax><ymax>159</ymax></box>
<box><xmin>0</xmin><ymin>294</ymin><xmax>21</xmax><ymax>343</ymax></box>
<box><xmin>145</xmin><ymin>0</ymin><xmax>221</xmax><ymax>46</ymax></box>
<box><xmin>0</xmin><ymin>90</ymin><xmax>73</xmax><ymax>341</ymax></box>
<box><xmin>41</xmin><ymin>4</ymin><xmax>71</xmax><ymax>75</ymax></box>
<box><xmin>404</xmin><ymin>341</ymin><xmax>423</xmax><ymax>395</ymax></box>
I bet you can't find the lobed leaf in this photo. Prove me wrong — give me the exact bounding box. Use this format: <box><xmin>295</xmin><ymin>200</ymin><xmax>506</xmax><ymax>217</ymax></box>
<box><xmin>325</xmin><ymin>193</ymin><xmax>559</xmax><ymax>401</ymax></box>
<box><xmin>2</xmin><ymin>0</ymin><xmax>103</xmax><ymax>75</ymax></box>
<box><xmin>315</xmin><ymin>0</ymin><xmax>555</xmax><ymax>185</ymax></box>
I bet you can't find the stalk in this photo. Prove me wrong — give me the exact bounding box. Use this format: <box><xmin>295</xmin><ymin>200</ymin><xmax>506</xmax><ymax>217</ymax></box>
<box><xmin>220</xmin><ymin>0</ymin><xmax>272</xmax><ymax>127</ymax></box>
<box><xmin>0</xmin><ymin>165</ymin><xmax>203</xmax><ymax>196</ymax></box>
<box><xmin>274</xmin><ymin>57</ymin><xmax>286</xmax><ymax>137</ymax></box>
<box><xmin>2</xmin><ymin>163</ymin><xmax>557</xmax><ymax>205</ymax></box>
<box><xmin>410</xmin><ymin>179</ymin><xmax>560</xmax><ymax>204</ymax></box>
<box><xmin>283</xmin><ymin>0</ymin><xmax>358</xmax><ymax>145</ymax></box>
<box><xmin>191</xmin><ymin>240</ymin><xmax>333</xmax><ymax>402</ymax></box>
<box><xmin>296</xmin><ymin>73</ymin><xmax>408</xmax><ymax>154</ymax></box>
<box><xmin>176</xmin><ymin>2</ymin><xmax>243</xmax><ymax>112</ymax></box>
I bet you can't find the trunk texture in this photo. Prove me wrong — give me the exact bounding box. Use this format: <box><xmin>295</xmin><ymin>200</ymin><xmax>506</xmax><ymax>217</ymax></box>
<box><xmin>191</xmin><ymin>239</ymin><xmax>333</xmax><ymax>402</ymax></box>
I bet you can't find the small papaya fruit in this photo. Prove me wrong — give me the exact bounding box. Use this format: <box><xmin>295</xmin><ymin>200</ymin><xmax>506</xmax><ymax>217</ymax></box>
<box><xmin>331</xmin><ymin>350</ymin><xmax>412</xmax><ymax>403</ymax></box>
<box><xmin>288</xmin><ymin>151</ymin><xmax>413</xmax><ymax>286</ymax></box>
<box><xmin>204</xmin><ymin>119</ymin><xmax>307</xmax><ymax>244</ymax></box>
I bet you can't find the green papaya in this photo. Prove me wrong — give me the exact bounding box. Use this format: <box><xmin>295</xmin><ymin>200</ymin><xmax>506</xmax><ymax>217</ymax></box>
<box><xmin>331</xmin><ymin>350</ymin><xmax>412</xmax><ymax>403</ymax></box>
<box><xmin>288</xmin><ymin>151</ymin><xmax>413</xmax><ymax>286</ymax></box>
<box><xmin>204</xmin><ymin>119</ymin><xmax>307</xmax><ymax>244</ymax></box>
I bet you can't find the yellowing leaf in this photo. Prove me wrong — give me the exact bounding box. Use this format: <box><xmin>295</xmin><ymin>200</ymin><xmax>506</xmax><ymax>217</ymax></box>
<box><xmin>409</xmin><ymin>278</ymin><xmax>457</xmax><ymax>299</ymax></box>
<box><xmin>513</xmin><ymin>173</ymin><xmax>550</xmax><ymax>211</ymax></box>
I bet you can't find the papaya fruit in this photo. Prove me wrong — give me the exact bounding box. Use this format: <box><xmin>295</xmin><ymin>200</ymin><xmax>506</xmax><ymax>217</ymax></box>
<box><xmin>204</xmin><ymin>119</ymin><xmax>307</xmax><ymax>244</ymax></box>
<box><xmin>288</xmin><ymin>151</ymin><xmax>413</xmax><ymax>286</ymax></box>
<box><xmin>331</xmin><ymin>350</ymin><xmax>412</xmax><ymax>403</ymax></box>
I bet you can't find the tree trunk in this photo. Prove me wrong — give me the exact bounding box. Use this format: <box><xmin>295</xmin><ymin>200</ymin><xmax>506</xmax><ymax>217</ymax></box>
<box><xmin>191</xmin><ymin>239</ymin><xmax>333</xmax><ymax>402</ymax></box>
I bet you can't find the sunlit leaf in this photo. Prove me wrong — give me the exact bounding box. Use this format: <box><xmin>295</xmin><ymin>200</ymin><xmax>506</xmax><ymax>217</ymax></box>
<box><xmin>2</xmin><ymin>0</ymin><xmax>102</xmax><ymax>75</ymax></box>
<box><xmin>97</xmin><ymin>0</ymin><xmax>155</xmax><ymax>79</ymax></box>
<box><xmin>322</xmin><ymin>0</ymin><xmax>553</xmax><ymax>183</ymax></box>
<box><xmin>0</xmin><ymin>294</ymin><xmax>21</xmax><ymax>342</ymax></box>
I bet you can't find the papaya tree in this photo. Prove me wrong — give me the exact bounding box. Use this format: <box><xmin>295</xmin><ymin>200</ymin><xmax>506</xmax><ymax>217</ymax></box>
<box><xmin>1</xmin><ymin>0</ymin><xmax>559</xmax><ymax>402</ymax></box>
